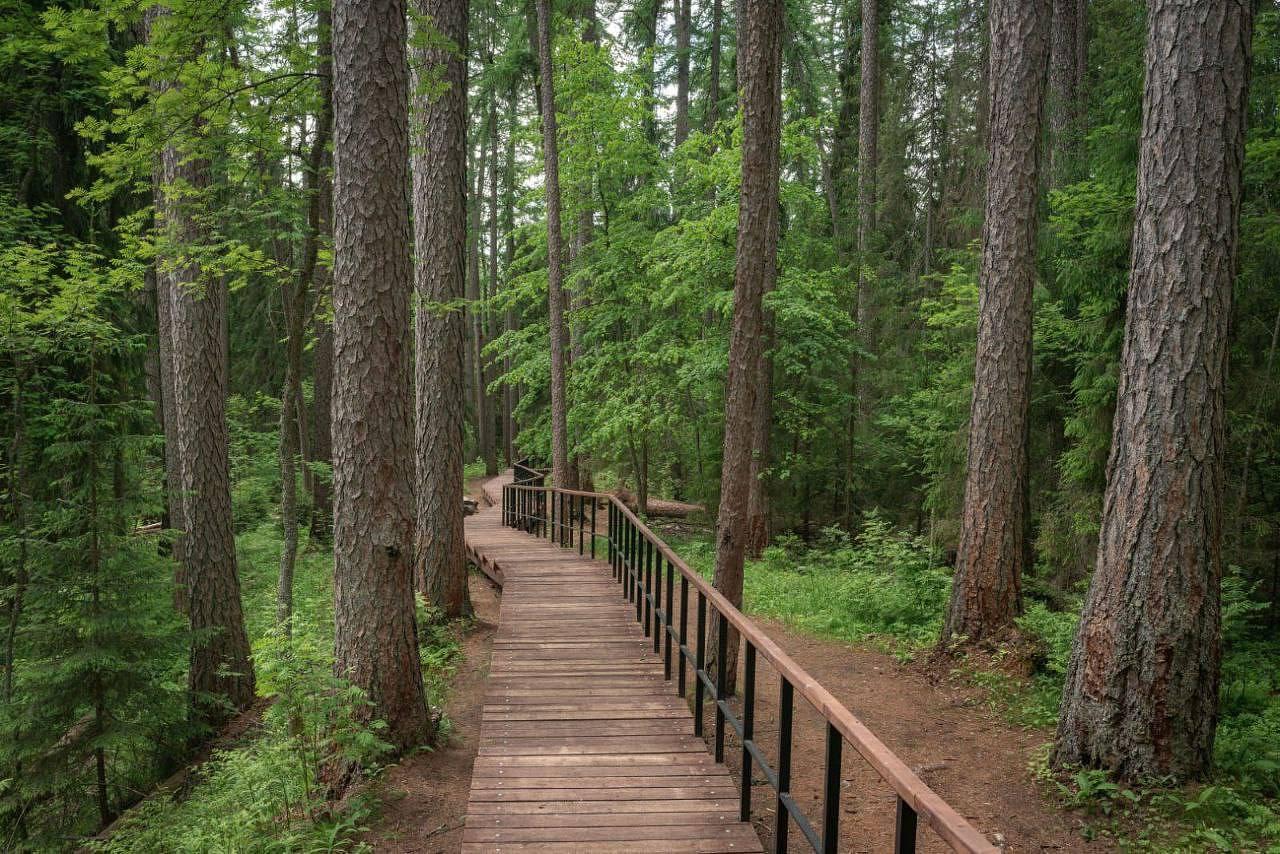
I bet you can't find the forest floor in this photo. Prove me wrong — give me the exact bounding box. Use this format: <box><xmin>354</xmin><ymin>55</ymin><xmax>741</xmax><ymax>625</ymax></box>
<box><xmin>722</xmin><ymin>618</ymin><xmax>1099</xmax><ymax>853</ymax></box>
<box><xmin>361</xmin><ymin>483</ymin><xmax>1094</xmax><ymax>852</ymax></box>
<box><xmin>361</xmin><ymin>479</ymin><xmax>502</xmax><ymax>853</ymax></box>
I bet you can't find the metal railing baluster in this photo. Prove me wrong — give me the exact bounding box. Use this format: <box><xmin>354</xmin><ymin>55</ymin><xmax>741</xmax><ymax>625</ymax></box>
<box><xmin>895</xmin><ymin>797</ymin><xmax>918</xmax><ymax>854</ymax></box>
<box><xmin>694</xmin><ymin>593</ymin><xmax>706</xmax><ymax>737</ymax></box>
<box><xmin>741</xmin><ymin>642</ymin><xmax>756</xmax><ymax>822</ymax></box>
<box><xmin>776</xmin><ymin>678</ymin><xmax>795</xmax><ymax>854</ymax></box>
<box><xmin>715</xmin><ymin>610</ymin><xmax>728</xmax><ymax>762</ymax></box>
<box><xmin>822</xmin><ymin>723</ymin><xmax>842</xmax><ymax>853</ymax></box>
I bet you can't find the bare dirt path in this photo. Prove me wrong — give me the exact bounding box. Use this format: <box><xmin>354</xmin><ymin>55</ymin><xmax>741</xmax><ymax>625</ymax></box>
<box><xmin>364</xmin><ymin>481</ymin><xmax>501</xmax><ymax>853</ymax></box>
<box><xmin>705</xmin><ymin>618</ymin><xmax>1099</xmax><ymax>853</ymax></box>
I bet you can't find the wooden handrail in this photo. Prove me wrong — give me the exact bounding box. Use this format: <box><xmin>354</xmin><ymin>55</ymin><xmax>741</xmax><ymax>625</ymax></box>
<box><xmin>503</xmin><ymin>482</ymin><xmax>998</xmax><ymax>854</ymax></box>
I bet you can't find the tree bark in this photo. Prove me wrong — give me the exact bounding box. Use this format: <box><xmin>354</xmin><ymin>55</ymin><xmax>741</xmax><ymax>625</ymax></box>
<box><xmin>309</xmin><ymin>8</ymin><xmax>335</xmax><ymax>543</ymax></box>
<box><xmin>412</xmin><ymin>0</ymin><xmax>472</xmax><ymax>620</ymax></box>
<box><xmin>707</xmin><ymin>0</ymin><xmax>722</xmax><ymax>132</ymax></box>
<box><xmin>1048</xmin><ymin>0</ymin><xmax>1082</xmax><ymax>185</ymax></box>
<box><xmin>331</xmin><ymin>0</ymin><xmax>430</xmax><ymax>755</ymax></box>
<box><xmin>1054</xmin><ymin>0</ymin><xmax>1254</xmax><ymax>782</ymax></box>
<box><xmin>854</xmin><ymin>0</ymin><xmax>878</xmax><ymax>430</ymax></box>
<box><xmin>710</xmin><ymin>0</ymin><xmax>784</xmax><ymax>695</ymax></box>
<box><xmin>534</xmin><ymin>0</ymin><xmax>573</xmax><ymax>489</ymax></box>
<box><xmin>674</xmin><ymin>0</ymin><xmax>691</xmax><ymax>146</ymax></box>
<box><xmin>502</xmin><ymin>81</ymin><xmax>520</xmax><ymax>465</ymax></box>
<box><xmin>486</xmin><ymin>76</ymin><xmax>502</xmax><ymax>478</ymax></box>
<box><xmin>941</xmin><ymin>0</ymin><xmax>1049</xmax><ymax>646</ymax></box>
<box><xmin>745</xmin><ymin>330</ymin><xmax>773</xmax><ymax>559</ymax></box>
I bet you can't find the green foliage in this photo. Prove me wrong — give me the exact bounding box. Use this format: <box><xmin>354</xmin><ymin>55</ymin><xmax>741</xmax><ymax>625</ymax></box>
<box><xmin>674</xmin><ymin>513</ymin><xmax>951</xmax><ymax>650</ymax></box>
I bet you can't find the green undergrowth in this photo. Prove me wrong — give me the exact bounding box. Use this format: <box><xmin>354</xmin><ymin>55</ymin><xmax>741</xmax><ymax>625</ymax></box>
<box><xmin>663</xmin><ymin>517</ymin><xmax>1280</xmax><ymax>852</ymax></box>
<box><xmin>95</xmin><ymin>523</ymin><xmax>465</xmax><ymax>854</ymax></box>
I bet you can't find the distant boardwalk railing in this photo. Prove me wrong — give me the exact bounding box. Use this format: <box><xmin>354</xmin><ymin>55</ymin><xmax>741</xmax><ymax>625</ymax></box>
<box><xmin>501</xmin><ymin>482</ymin><xmax>999</xmax><ymax>854</ymax></box>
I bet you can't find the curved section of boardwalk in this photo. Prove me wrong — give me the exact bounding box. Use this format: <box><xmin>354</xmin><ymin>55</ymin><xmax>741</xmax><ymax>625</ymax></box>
<box><xmin>462</xmin><ymin>477</ymin><xmax>763</xmax><ymax>853</ymax></box>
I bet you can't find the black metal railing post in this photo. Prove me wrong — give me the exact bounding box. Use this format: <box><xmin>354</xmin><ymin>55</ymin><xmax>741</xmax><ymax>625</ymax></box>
<box><xmin>678</xmin><ymin>575</ymin><xmax>689</xmax><ymax>698</ymax></box>
<box><xmin>591</xmin><ymin>498</ymin><xmax>597</xmax><ymax>559</ymax></box>
<box><xmin>715</xmin><ymin>610</ymin><xmax>728</xmax><ymax>762</ymax></box>
<box><xmin>741</xmin><ymin>642</ymin><xmax>757</xmax><ymax>822</ymax></box>
<box><xmin>895</xmin><ymin>798</ymin><xmax>918</xmax><ymax>854</ymax></box>
<box><xmin>775</xmin><ymin>678</ymin><xmax>795</xmax><ymax>854</ymax></box>
<box><xmin>821</xmin><ymin>723</ymin><xmax>843</xmax><ymax>853</ymax></box>
<box><xmin>694</xmin><ymin>593</ymin><xmax>706</xmax><ymax>736</ymax></box>
<box><xmin>664</xmin><ymin>559</ymin><xmax>674</xmax><ymax>680</ymax></box>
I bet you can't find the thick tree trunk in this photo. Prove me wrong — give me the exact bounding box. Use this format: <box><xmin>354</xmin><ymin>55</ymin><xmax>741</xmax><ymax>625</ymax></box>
<box><xmin>331</xmin><ymin>0</ymin><xmax>430</xmax><ymax>755</ymax></box>
<box><xmin>534</xmin><ymin>0</ymin><xmax>573</xmax><ymax>489</ymax></box>
<box><xmin>1055</xmin><ymin>0</ymin><xmax>1254</xmax><ymax>782</ymax></box>
<box><xmin>674</xmin><ymin>0</ymin><xmax>691</xmax><ymax>145</ymax></box>
<box><xmin>941</xmin><ymin>0</ymin><xmax>1049</xmax><ymax>646</ymax></box>
<box><xmin>412</xmin><ymin>0</ymin><xmax>472</xmax><ymax>620</ymax></box>
<box><xmin>710</xmin><ymin>0</ymin><xmax>784</xmax><ymax>696</ymax></box>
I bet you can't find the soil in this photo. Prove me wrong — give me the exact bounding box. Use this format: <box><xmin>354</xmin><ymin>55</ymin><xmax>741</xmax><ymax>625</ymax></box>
<box><xmin>362</xmin><ymin>481</ymin><xmax>501</xmax><ymax>853</ymax></box>
<box><xmin>699</xmin><ymin>619</ymin><xmax>1102</xmax><ymax>853</ymax></box>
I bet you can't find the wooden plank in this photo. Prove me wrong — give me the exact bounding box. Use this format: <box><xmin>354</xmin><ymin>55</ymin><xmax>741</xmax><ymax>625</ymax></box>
<box><xmin>461</xmin><ymin>482</ymin><xmax>763</xmax><ymax>853</ymax></box>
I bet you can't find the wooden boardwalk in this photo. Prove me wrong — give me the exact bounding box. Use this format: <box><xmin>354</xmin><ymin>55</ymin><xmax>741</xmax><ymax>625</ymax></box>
<box><xmin>460</xmin><ymin>476</ymin><xmax>764</xmax><ymax>853</ymax></box>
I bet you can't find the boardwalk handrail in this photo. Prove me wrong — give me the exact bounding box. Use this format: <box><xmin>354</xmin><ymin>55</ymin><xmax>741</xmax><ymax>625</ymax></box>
<box><xmin>500</xmin><ymin>482</ymin><xmax>999</xmax><ymax>854</ymax></box>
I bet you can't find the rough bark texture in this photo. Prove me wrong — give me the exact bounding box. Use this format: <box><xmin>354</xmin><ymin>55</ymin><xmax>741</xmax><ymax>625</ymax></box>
<box><xmin>161</xmin><ymin>148</ymin><xmax>257</xmax><ymax>720</ymax></box>
<box><xmin>309</xmin><ymin>7</ymin><xmax>335</xmax><ymax>544</ymax></box>
<box><xmin>331</xmin><ymin>0</ymin><xmax>430</xmax><ymax>754</ymax></box>
<box><xmin>486</xmin><ymin>78</ymin><xmax>502</xmax><ymax>477</ymax></box>
<box><xmin>535</xmin><ymin>0</ymin><xmax>572</xmax><ymax>489</ymax></box>
<box><xmin>467</xmin><ymin>109</ymin><xmax>494</xmax><ymax>477</ymax></box>
<box><xmin>853</xmin><ymin>0</ymin><xmax>879</xmax><ymax>435</ymax></box>
<box><xmin>1054</xmin><ymin>0</ymin><xmax>1254</xmax><ymax>782</ymax></box>
<box><xmin>147</xmin><ymin>5</ymin><xmax>256</xmax><ymax>720</ymax></box>
<box><xmin>941</xmin><ymin>0</ymin><xmax>1049</xmax><ymax>645</ymax></box>
<box><xmin>674</xmin><ymin>0</ymin><xmax>691</xmax><ymax>145</ymax></box>
<box><xmin>1048</xmin><ymin>0</ymin><xmax>1082</xmax><ymax>185</ymax></box>
<box><xmin>412</xmin><ymin>0</ymin><xmax>472</xmax><ymax>620</ymax></box>
<box><xmin>711</xmin><ymin>0</ymin><xmax>783</xmax><ymax>694</ymax></box>
<box><xmin>745</xmin><ymin>322</ymin><xmax>773</xmax><ymax>559</ymax></box>
<box><xmin>153</xmin><ymin>216</ymin><xmax>186</xmax><ymax>612</ymax></box>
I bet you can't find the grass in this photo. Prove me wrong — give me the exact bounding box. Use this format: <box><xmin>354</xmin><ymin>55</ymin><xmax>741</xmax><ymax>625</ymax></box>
<box><xmin>94</xmin><ymin>521</ymin><xmax>467</xmax><ymax>854</ymax></box>
<box><xmin>661</xmin><ymin>515</ymin><xmax>1280</xmax><ymax>853</ymax></box>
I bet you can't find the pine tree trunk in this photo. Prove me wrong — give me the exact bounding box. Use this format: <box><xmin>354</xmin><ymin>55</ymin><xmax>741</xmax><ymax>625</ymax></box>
<box><xmin>486</xmin><ymin>82</ymin><xmax>501</xmax><ymax>478</ymax></box>
<box><xmin>331</xmin><ymin>0</ymin><xmax>430</xmax><ymax>755</ymax></box>
<box><xmin>412</xmin><ymin>0</ymin><xmax>472</xmax><ymax>620</ymax></box>
<box><xmin>941</xmin><ymin>0</ymin><xmax>1049</xmax><ymax>646</ymax></box>
<box><xmin>674</xmin><ymin>0</ymin><xmax>691</xmax><ymax>146</ymax></box>
<box><xmin>534</xmin><ymin>0</ymin><xmax>572</xmax><ymax>489</ymax></box>
<box><xmin>710</xmin><ymin>0</ymin><xmax>784</xmax><ymax>696</ymax></box>
<box><xmin>309</xmin><ymin>8</ymin><xmax>335</xmax><ymax>543</ymax></box>
<box><xmin>707</xmin><ymin>0</ymin><xmax>722</xmax><ymax>132</ymax></box>
<box><xmin>467</xmin><ymin>122</ymin><xmax>493</xmax><ymax>475</ymax></box>
<box><xmin>1048</xmin><ymin>0</ymin><xmax>1081</xmax><ymax>185</ymax></box>
<box><xmin>854</xmin><ymin>0</ymin><xmax>878</xmax><ymax>432</ymax></box>
<box><xmin>1054</xmin><ymin>0</ymin><xmax>1254</xmax><ymax>782</ymax></box>
<box><xmin>502</xmin><ymin>82</ymin><xmax>519</xmax><ymax>466</ymax></box>
<box><xmin>745</xmin><ymin>322</ymin><xmax>773</xmax><ymax>559</ymax></box>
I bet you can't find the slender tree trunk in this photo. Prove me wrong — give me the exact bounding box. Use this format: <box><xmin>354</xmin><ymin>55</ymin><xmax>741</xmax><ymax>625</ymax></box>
<box><xmin>535</xmin><ymin>0</ymin><xmax>573</xmax><ymax>489</ymax></box>
<box><xmin>4</xmin><ymin>362</ymin><xmax>26</xmax><ymax>703</ymax></box>
<box><xmin>854</xmin><ymin>0</ymin><xmax>878</xmax><ymax>432</ymax></box>
<box><xmin>941</xmin><ymin>0</ymin><xmax>1049</xmax><ymax>646</ymax></box>
<box><xmin>152</xmin><ymin>169</ymin><xmax>186</xmax><ymax>611</ymax></box>
<box><xmin>674</xmin><ymin>0</ymin><xmax>691</xmax><ymax>145</ymax></box>
<box><xmin>331</xmin><ymin>0</ymin><xmax>430</xmax><ymax>756</ymax></box>
<box><xmin>745</xmin><ymin>320</ymin><xmax>773</xmax><ymax>559</ymax></box>
<box><xmin>710</xmin><ymin>0</ymin><xmax>784</xmax><ymax>696</ymax></box>
<box><xmin>1234</xmin><ymin>306</ymin><xmax>1280</xmax><ymax>551</ymax></box>
<box><xmin>707</xmin><ymin>0</ymin><xmax>722</xmax><ymax>132</ymax></box>
<box><xmin>413</xmin><ymin>0</ymin><xmax>472</xmax><ymax>619</ymax></box>
<box><xmin>502</xmin><ymin>81</ymin><xmax>519</xmax><ymax>465</ymax></box>
<box><xmin>485</xmin><ymin>79</ymin><xmax>502</xmax><ymax>478</ymax></box>
<box><xmin>147</xmin><ymin>17</ymin><xmax>258</xmax><ymax>718</ymax></box>
<box><xmin>1048</xmin><ymin>0</ymin><xmax>1081</xmax><ymax>185</ymax></box>
<box><xmin>467</xmin><ymin>114</ymin><xmax>493</xmax><ymax>474</ymax></box>
<box><xmin>1055</xmin><ymin>0</ymin><xmax>1255</xmax><ymax>782</ymax></box>
<box><xmin>309</xmin><ymin>4</ymin><xmax>335</xmax><ymax>544</ymax></box>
